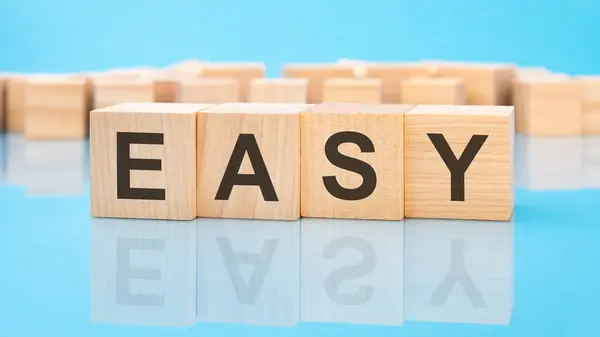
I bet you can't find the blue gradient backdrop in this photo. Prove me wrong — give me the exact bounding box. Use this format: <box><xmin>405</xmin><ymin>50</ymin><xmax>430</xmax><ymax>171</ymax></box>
<box><xmin>0</xmin><ymin>0</ymin><xmax>599</xmax><ymax>76</ymax></box>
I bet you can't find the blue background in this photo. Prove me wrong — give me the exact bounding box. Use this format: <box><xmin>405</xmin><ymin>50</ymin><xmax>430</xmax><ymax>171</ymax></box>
<box><xmin>0</xmin><ymin>0</ymin><xmax>599</xmax><ymax>76</ymax></box>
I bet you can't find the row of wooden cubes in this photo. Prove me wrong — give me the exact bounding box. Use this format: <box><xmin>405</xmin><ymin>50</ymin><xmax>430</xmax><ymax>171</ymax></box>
<box><xmin>91</xmin><ymin>102</ymin><xmax>514</xmax><ymax>222</ymax></box>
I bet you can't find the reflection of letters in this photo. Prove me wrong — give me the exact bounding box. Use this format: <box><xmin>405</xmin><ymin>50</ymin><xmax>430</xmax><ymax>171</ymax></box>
<box><xmin>217</xmin><ymin>237</ymin><xmax>278</xmax><ymax>305</ymax></box>
<box><xmin>116</xmin><ymin>238</ymin><xmax>165</xmax><ymax>306</ymax></box>
<box><xmin>429</xmin><ymin>239</ymin><xmax>486</xmax><ymax>308</ymax></box>
<box><xmin>323</xmin><ymin>236</ymin><xmax>376</xmax><ymax>305</ymax></box>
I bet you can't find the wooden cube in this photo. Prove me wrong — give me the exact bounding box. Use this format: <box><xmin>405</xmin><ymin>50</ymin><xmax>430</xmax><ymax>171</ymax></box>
<box><xmin>90</xmin><ymin>218</ymin><xmax>197</xmax><ymax>327</ymax></box>
<box><xmin>249</xmin><ymin>78</ymin><xmax>308</xmax><ymax>103</ymax></box>
<box><xmin>178</xmin><ymin>78</ymin><xmax>240</xmax><ymax>103</ymax></box>
<box><xmin>199</xmin><ymin>63</ymin><xmax>265</xmax><ymax>102</ymax></box>
<box><xmin>196</xmin><ymin>218</ymin><xmax>300</xmax><ymax>326</ymax></box>
<box><xmin>24</xmin><ymin>76</ymin><xmax>91</xmax><ymax>140</ymax></box>
<box><xmin>301</xmin><ymin>103</ymin><xmax>412</xmax><ymax>220</ymax></box>
<box><xmin>196</xmin><ymin>103</ymin><xmax>307</xmax><ymax>220</ymax></box>
<box><xmin>6</xmin><ymin>75</ymin><xmax>28</xmax><ymax>132</ymax></box>
<box><xmin>515</xmin><ymin>77</ymin><xmax>582</xmax><ymax>136</ymax></box>
<box><xmin>0</xmin><ymin>76</ymin><xmax>5</xmax><ymax>132</ymax></box>
<box><xmin>364</xmin><ymin>62</ymin><xmax>429</xmax><ymax>103</ymax></box>
<box><xmin>577</xmin><ymin>76</ymin><xmax>600</xmax><ymax>134</ymax></box>
<box><xmin>400</xmin><ymin>77</ymin><xmax>465</xmax><ymax>105</ymax></box>
<box><xmin>90</xmin><ymin>102</ymin><xmax>214</xmax><ymax>220</ymax></box>
<box><xmin>435</xmin><ymin>62</ymin><xmax>515</xmax><ymax>105</ymax></box>
<box><xmin>283</xmin><ymin>64</ymin><xmax>355</xmax><ymax>103</ymax></box>
<box><xmin>301</xmin><ymin>218</ymin><xmax>404</xmax><ymax>325</ymax></box>
<box><xmin>405</xmin><ymin>105</ymin><xmax>514</xmax><ymax>221</ymax></box>
<box><xmin>405</xmin><ymin>218</ymin><xmax>514</xmax><ymax>325</ymax></box>
<box><xmin>322</xmin><ymin>78</ymin><xmax>382</xmax><ymax>103</ymax></box>
<box><xmin>93</xmin><ymin>78</ymin><xmax>155</xmax><ymax>109</ymax></box>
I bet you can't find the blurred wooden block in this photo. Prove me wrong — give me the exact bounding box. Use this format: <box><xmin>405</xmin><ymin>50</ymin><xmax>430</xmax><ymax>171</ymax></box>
<box><xmin>405</xmin><ymin>105</ymin><xmax>514</xmax><ymax>221</ymax></box>
<box><xmin>283</xmin><ymin>64</ymin><xmax>355</xmax><ymax>104</ymax></box>
<box><xmin>24</xmin><ymin>76</ymin><xmax>91</xmax><ymax>140</ymax></box>
<box><xmin>197</xmin><ymin>103</ymin><xmax>308</xmax><ymax>220</ymax></box>
<box><xmin>401</xmin><ymin>77</ymin><xmax>465</xmax><ymax>105</ymax></box>
<box><xmin>90</xmin><ymin>102</ymin><xmax>214</xmax><ymax>220</ymax></box>
<box><xmin>514</xmin><ymin>67</ymin><xmax>551</xmax><ymax>80</ymax></box>
<box><xmin>167</xmin><ymin>59</ymin><xmax>205</xmax><ymax>76</ymax></box>
<box><xmin>301</xmin><ymin>103</ymin><xmax>412</xmax><ymax>220</ymax></box>
<box><xmin>577</xmin><ymin>76</ymin><xmax>600</xmax><ymax>134</ymax></box>
<box><xmin>199</xmin><ymin>63</ymin><xmax>265</xmax><ymax>102</ymax></box>
<box><xmin>178</xmin><ymin>78</ymin><xmax>240</xmax><ymax>103</ymax></box>
<box><xmin>322</xmin><ymin>78</ymin><xmax>382</xmax><ymax>103</ymax></box>
<box><xmin>515</xmin><ymin>76</ymin><xmax>582</xmax><ymax>136</ymax></box>
<box><xmin>337</xmin><ymin>59</ymin><xmax>368</xmax><ymax>77</ymax></box>
<box><xmin>93</xmin><ymin>78</ymin><xmax>155</xmax><ymax>109</ymax></box>
<box><xmin>364</xmin><ymin>62</ymin><xmax>429</xmax><ymax>103</ymax></box>
<box><xmin>0</xmin><ymin>77</ymin><xmax>5</xmax><ymax>132</ymax></box>
<box><xmin>6</xmin><ymin>75</ymin><xmax>28</xmax><ymax>132</ymax></box>
<box><xmin>435</xmin><ymin>62</ymin><xmax>515</xmax><ymax>105</ymax></box>
<box><xmin>249</xmin><ymin>78</ymin><xmax>308</xmax><ymax>103</ymax></box>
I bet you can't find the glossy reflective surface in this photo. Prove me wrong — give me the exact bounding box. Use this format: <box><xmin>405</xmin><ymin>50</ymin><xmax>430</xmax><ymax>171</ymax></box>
<box><xmin>0</xmin><ymin>133</ymin><xmax>599</xmax><ymax>337</ymax></box>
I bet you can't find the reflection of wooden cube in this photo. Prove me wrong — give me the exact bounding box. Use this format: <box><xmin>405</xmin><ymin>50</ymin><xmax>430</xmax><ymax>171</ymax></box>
<box><xmin>283</xmin><ymin>64</ymin><xmax>355</xmax><ymax>103</ymax></box>
<box><xmin>93</xmin><ymin>78</ymin><xmax>155</xmax><ymax>109</ymax></box>
<box><xmin>90</xmin><ymin>103</ymin><xmax>214</xmax><ymax>220</ymax></box>
<box><xmin>577</xmin><ymin>76</ymin><xmax>600</xmax><ymax>134</ymax></box>
<box><xmin>515</xmin><ymin>77</ymin><xmax>582</xmax><ymax>136</ymax></box>
<box><xmin>249</xmin><ymin>78</ymin><xmax>308</xmax><ymax>103</ymax></box>
<box><xmin>322</xmin><ymin>78</ymin><xmax>382</xmax><ymax>103</ymax></box>
<box><xmin>401</xmin><ymin>77</ymin><xmax>465</xmax><ymax>105</ymax></box>
<box><xmin>364</xmin><ymin>63</ymin><xmax>429</xmax><ymax>103</ymax></box>
<box><xmin>24</xmin><ymin>76</ymin><xmax>91</xmax><ymax>140</ymax></box>
<box><xmin>178</xmin><ymin>78</ymin><xmax>240</xmax><ymax>103</ymax></box>
<box><xmin>301</xmin><ymin>103</ymin><xmax>412</xmax><ymax>220</ymax></box>
<box><xmin>405</xmin><ymin>105</ymin><xmax>514</xmax><ymax>221</ymax></box>
<box><xmin>436</xmin><ymin>63</ymin><xmax>514</xmax><ymax>105</ymax></box>
<box><xmin>197</xmin><ymin>103</ymin><xmax>307</xmax><ymax>220</ymax></box>
<box><xmin>6</xmin><ymin>76</ymin><xmax>28</xmax><ymax>132</ymax></box>
<box><xmin>199</xmin><ymin>63</ymin><xmax>265</xmax><ymax>102</ymax></box>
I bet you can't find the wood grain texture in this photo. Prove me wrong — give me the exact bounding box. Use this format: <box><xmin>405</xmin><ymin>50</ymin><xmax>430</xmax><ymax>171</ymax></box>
<box><xmin>405</xmin><ymin>105</ymin><xmax>514</xmax><ymax>221</ymax></box>
<box><xmin>90</xmin><ymin>102</ymin><xmax>213</xmax><ymax>220</ymax></box>
<box><xmin>197</xmin><ymin>103</ymin><xmax>307</xmax><ymax>220</ymax></box>
<box><xmin>249</xmin><ymin>78</ymin><xmax>308</xmax><ymax>103</ymax></box>
<box><xmin>364</xmin><ymin>62</ymin><xmax>429</xmax><ymax>103</ymax></box>
<box><xmin>93</xmin><ymin>78</ymin><xmax>155</xmax><ymax>110</ymax></box>
<box><xmin>577</xmin><ymin>76</ymin><xmax>600</xmax><ymax>134</ymax></box>
<box><xmin>515</xmin><ymin>77</ymin><xmax>582</xmax><ymax>136</ymax></box>
<box><xmin>199</xmin><ymin>63</ymin><xmax>265</xmax><ymax>102</ymax></box>
<box><xmin>24</xmin><ymin>76</ymin><xmax>91</xmax><ymax>140</ymax></box>
<box><xmin>322</xmin><ymin>78</ymin><xmax>382</xmax><ymax>103</ymax></box>
<box><xmin>301</xmin><ymin>103</ymin><xmax>413</xmax><ymax>220</ymax></box>
<box><xmin>435</xmin><ymin>62</ymin><xmax>515</xmax><ymax>105</ymax></box>
<box><xmin>400</xmin><ymin>77</ymin><xmax>465</xmax><ymax>105</ymax></box>
<box><xmin>178</xmin><ymin>78</ymin><xmax>240</xmax><ymax>103</ymax></box>
<box><xmin>283</xmin><ymin>64</ymin><xmax>355</xmax><ymax>104</ymax></box>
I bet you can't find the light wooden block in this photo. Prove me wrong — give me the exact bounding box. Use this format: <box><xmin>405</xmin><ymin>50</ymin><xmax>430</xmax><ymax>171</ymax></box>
<box><xmin>435</xmin><ymin>62</ymin><xmax>515</xmax><ymax>105</ymax></box>
<box><xmin>0</xmin><ymin>76</ymin><xmax>5</xmax><ymax>132</ymax></box>
<box><xmin>196</xmin><ymin>218</ymin><xmax>300</xmax><ymax>326</ymax></box>
<box><xmin>93</xmin><ymin>78</ymin><xmax>155</xmax><ymax>110</ymax></box>
<box><xmin>6</xmin><ymin>76</ymin><xmax>28</xmax><ymax>132</ymax></box>
<box><xmin>405</xmin><ymin>105</ymin><xmax>514</xmax><ymax>221</ymax></box>
<box><xmin>577</xmin><ymin>76</ymin><xmax>600</xmax><ymax>134</ymax></box>
<box><xmin>364</xmin><ymin>62</ymin><xmax>429</xmax><ymax>103</ymax></box>
<box><xmin>283</xmin><ymin>64</ymin><xmax>355</xmax><ymax>104</ymax></box>
<box><xmin>301</xmin><ymin>103</ymin><xmax>412</xmax><ymax>220</ymax></box>
<box><xmin>301</xmin><ymin>218</ymin><xmax>404</xmax><ymax>326</ymax></box>
<box><xmin>24</xmin><ymin>76</ymin><xmax>91</xmax><ymax>140</ymax></box>
<box><xmin>401</xmin><ymin>77</ymin><xmax>465</xmax><ymax>105</ymax></box>
<box><xmin>199</xmin><ymin>63</ymin><xmax>265</xmax><ymax>102</ymax></box>
<box><xmin>90</xmin><ymin>102</ymin><xmax>213</xmax><ymax>220</ymax></box>
<box><xmin>514</xmin><ymin>67</ymin><xmax>551</xmax><ymax>80</ymax></box>
<box><xmin>178</xmin><ymin>78</ymin><xmax>240</xmax><ymax>103</ymax></box>
<box><xmin>249</xmin><ymin>78</ymin><xmax>308</xmax><ymax>103</ymax></box>
<box><xmin>337</xmin><ymin>59</ymin><xmax>368</xmax><ymax>77</ymax></box>
<box><xmin>90</xmin><ymin>218</ymin><xmax>197</xmax><ymax>327</ymax></box>
<box><xmin>322</xmin><ymin>78</ymin><xmax>382</xmax><ymax>103</ymax></box>
<box><xmin>167</xmin><ymin>59</ymin><xmax>205</xmax><ymax>75</ymax></box>
<box><xmin>405</xmin><ymin>218</ymin><xmax>514</xmax><ymax>325</ymax></box>
<box><xmin>515</xmin><ymin>77</ymin><xmax>582</xmax><ymax>136</ymax></box>
<box><xmin>197</xmin><ymin>103</ymin><xmax>307</xmax><ymax>220</ymax></box>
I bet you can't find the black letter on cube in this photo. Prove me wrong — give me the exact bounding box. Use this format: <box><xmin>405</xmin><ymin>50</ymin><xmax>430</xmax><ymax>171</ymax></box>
<box><xmin>323</xmin><ymin>131</ymin><xmax>377</xmax><ymax>201</ymax></box>
<box><xmin>116</xmin><ymin>132</ymin><xmax>166</xmax><ymax>200</ymax></box>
